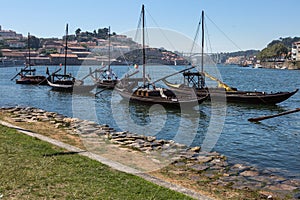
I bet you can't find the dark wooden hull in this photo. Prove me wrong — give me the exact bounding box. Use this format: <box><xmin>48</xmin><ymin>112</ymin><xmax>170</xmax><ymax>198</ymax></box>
<box><xmin>16</xmin><ymin>75</ymin><xmax>48</xmax><ymax>85</ymax></box>
<box><xmin>198</xmin><ymin>88</ymin><xmax>298</xmax><ymax>105</ymax></box>
<box><xmin>164</xmin><ymin>83</ymin><xmax>298</xmax><ymax>105</ymax></box>
<box><xmin>96</xmin><ymin>79</ymin><xmax>119</xmax><ymax>89</ymax></box>
<box><xmin>116</xmin><ymin>87</ymin><xmax>207</xmax><ymax>108</ymax></box>
<box><xmin>47</xmin><ymin>79</ymin><xmax>95</xmax><ymax>93</ymax></box>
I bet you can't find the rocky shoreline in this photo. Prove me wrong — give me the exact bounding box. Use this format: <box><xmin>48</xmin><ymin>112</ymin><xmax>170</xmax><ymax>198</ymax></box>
<box><xmin>1</xmin><ymin>106</ymin><xmax>300</xmax><ymax>199</ymax></box>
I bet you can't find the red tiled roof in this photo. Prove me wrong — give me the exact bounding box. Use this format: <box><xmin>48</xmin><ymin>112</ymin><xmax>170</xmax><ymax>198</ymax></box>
<box><xmin>49</xmin><ymin>54</ymin><xmax>78</xmax><ymax>58</ymax></box>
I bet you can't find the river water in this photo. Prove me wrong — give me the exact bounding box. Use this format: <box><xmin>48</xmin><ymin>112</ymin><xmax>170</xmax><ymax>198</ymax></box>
<box><xmin>0</xmin><ymin>64</ymin><xmax>299</xmax><ymax>179</ymax></box>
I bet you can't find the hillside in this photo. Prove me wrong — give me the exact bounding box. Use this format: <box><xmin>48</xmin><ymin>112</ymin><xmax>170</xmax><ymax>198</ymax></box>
<box><xmin>112</xmin><ymin>48</ymin><xmax>190</xmax><ymax>65</ymax></box>
<box><xmin>257</xmin><ymin>37</ymin><xmax>300</xmax><ymax>61</ymax></box>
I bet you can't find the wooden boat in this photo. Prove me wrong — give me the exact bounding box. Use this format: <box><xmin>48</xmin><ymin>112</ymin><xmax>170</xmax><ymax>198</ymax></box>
<box><xmin>47</xmin><ymin>24</ymin><xmax>95</xmax><ymax>93</ymax></box>
<box><xmin>12</xmin><ymin>33</ymin><xmax>47</xmax><ymax>85</ymax></box>
<box><xmin>115</xmin><ymin>5</ymin><xmax>206</xmax><ymax>108</ymax></box>
<box><xmin>163</xmin><ymin>71</ymin><xmax>298</xmax><ymax>105</ymax></box>
<box><xmin>91</xmin><ymin>27</ymin><xmax>119</xmax><ymax>89</ymax></box>
<box><xmin>161</xmin><ymin>11</ymin><xmax>298</xmax><ymax>105</ymax></box>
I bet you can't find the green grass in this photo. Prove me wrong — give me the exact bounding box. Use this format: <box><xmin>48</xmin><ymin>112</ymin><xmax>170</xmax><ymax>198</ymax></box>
<box><xmin>0</xmin><ymin>125</ymin><xmax>193</xmax><ymax>199</ymax></box>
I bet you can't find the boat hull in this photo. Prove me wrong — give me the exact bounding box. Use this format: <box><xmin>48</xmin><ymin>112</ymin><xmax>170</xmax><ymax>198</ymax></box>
<box><xmin>16</xmin><ymin>75</ymin><xmax>48</xmax><ymax>85</ymax></box>
<box><xmin>47</xmin><ymin>79</ymin><xmax>95</xmax><ymax>93</ymax></box>
<box><xmin>115</xmin><ymin>87</ymin><xmax>207</xmax><ymax>108</ymax></box>
<box><xmin>198</xmin><ymin>88</ymin><xmax>298</xmax><ymax>105</ymax></box>
<box><xmin>97</xmin><ymin>79</ymin><xmax>119</xmax><ymax>89</ymax></box>
<box><xmin>164</xmin><ymin>82</ymin><xmax>298</xmax><ymax>105</ymax></box>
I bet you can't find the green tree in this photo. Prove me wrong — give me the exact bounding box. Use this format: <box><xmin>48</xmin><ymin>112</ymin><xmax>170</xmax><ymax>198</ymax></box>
<box><xmin>28</xmin><ymin>35</ymin><xmax>40</xmax><ymax>49</ymax></box>
<box><xmin>257</xmin><ymin>43</ymin><xmax>288</xmax><ymax>61</ymax></box>
<box><xmin>75</xmin><ymin>28</ymin><xmax>81</xmax><ymax>37</ymax></box>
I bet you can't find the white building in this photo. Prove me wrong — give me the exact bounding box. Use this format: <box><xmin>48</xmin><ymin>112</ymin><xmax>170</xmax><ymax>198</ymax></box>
<box><xmin>292</xmin><ymin>41</ymin><xmax>300</xmax><ymax>61</ymax></box>
<box><xmin>0</xmin><ymin>25</ymin><xmax>23</xmax><ymax>40</ymax></box>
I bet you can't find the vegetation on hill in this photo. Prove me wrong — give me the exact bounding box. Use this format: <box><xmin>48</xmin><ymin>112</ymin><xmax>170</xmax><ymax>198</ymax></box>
<box><xmin>257</xmin><ymin>37</ymin><xmax>300</xmax><ymax>61</ymax></box>
<box><xmin>113</xmin><ymin>48</ymin><xmax>189</xmax><ymax>65</ymax></box>
<box><xmin>218</xmin><ymin>37</ymin><xmax>300</xmax><ymax>63</ymax></box>
<box><xmin>257</xmin><ymin>43</ymin><xmax>288</xmax><ymax>61</ymax></box>
<box><xmin>74</xmin><ymin>27</ymin><xmax>116</xmax><ymax>42</ymax></box>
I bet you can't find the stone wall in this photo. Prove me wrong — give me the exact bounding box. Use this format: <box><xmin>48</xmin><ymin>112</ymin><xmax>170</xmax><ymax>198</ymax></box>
<box><xmin>261</xmin><ymin>61</ymin><xmax>300</xmax><ymax>70</ymax></box>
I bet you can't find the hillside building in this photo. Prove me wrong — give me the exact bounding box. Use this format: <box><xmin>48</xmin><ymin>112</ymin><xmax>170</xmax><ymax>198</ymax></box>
<box><xmin>292</xmin><ymin>41</ymin><xmax>300</xmax><ymax>61</ymax></box>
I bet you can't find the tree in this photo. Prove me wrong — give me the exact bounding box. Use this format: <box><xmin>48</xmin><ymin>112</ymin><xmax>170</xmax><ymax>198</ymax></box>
<box><xmin>75</xmin><ymin>28</ymin><xmax>81</xmax><ymax>37</ymax></box>
<box><xmin>257</xmin><ymin>43</ymin><xmax>288</xmax><ymax>61</ymax></box>
<box><xmin>29</xmin><ymin>35</ymin><xmax>40</xmax><ymax>49</ymax></box>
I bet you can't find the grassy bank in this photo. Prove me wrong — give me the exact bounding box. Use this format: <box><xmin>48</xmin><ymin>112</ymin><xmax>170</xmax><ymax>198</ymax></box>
<box><xmin>0</xmin><ymin>125</ymin><xmax>192</xmax><ymax>199</ymax></box>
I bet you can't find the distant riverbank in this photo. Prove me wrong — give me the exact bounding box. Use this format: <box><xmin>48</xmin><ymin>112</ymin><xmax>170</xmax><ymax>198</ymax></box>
<box><xmin>261</xmin><ymin>60</ymin><xmax>300</xmax><ymax>70</ymax></box>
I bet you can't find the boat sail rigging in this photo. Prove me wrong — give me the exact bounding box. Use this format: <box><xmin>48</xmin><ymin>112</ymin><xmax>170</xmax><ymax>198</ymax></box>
<box><xmin>92</xmin><ymin>26</ymin><xmax>119</xmax><ymax>89</ymax></box>
<box><xmin>47</xmin><ymin>24</ymin><xmax>95</xmax><ymax>92</ymax></box>
<box><xmin>115</xmin><ymin>5</ymin><xmax>207</xmax><ymax>107</ymax></box>
<box><xmin>162</xmin><ymin>11</ymin><xmax>298</xmax><ymax>105</ymax></box>
<box><xmin>11</xmin><ymin>32</ymin><xmax>47</xmax><ymax>85</ymax></box>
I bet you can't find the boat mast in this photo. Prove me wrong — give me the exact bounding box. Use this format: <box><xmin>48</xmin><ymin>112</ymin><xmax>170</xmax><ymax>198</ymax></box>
<box><xmin>27</xmin><ymin>32</ymin><xmax>31</xmax><ymax>74</ymax></box>
<box><xmin>108</xmin><ymin>26</ymin><xmax>111</xmax><ymax>75</ymax></box>
<box><xmin>201</xmin><ymin>10</ymin><xmax>205</xmax><ymax>88</ymax></box>
<box><xmin>142</xmin><ymin>4</ymin><xmax>146</xmax><ymax>87</ymax></box>
<box><xmin>64</xmin><ymin>24</ymin><xmax>68</xmax><ymax>78</ymax></box>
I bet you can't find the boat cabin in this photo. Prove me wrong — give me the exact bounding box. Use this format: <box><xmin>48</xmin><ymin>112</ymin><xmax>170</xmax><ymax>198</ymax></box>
<box><xmin>182</xmin><ymin>71</ymin><xmax>205</xmax><ymax>88</ymax></box>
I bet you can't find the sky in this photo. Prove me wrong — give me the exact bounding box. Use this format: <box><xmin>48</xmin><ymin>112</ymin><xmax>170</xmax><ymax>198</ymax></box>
<box><xmin>1</xmin><ymin>0</ymin><xmax>299</xmax><ymax>53</ymax></box>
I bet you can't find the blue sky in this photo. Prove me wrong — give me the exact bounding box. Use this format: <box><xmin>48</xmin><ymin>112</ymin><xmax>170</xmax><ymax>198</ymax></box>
<box><xmin>1</xmin><ymin>0</ymin><xmax>299</xmax><ymax>52</ymax></box>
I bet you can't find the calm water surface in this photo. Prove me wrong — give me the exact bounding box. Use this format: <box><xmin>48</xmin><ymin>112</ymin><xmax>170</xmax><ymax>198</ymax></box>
<box><xmin>0</xmin><ymin>65</ymin><xmax>299</xmax><ymax>178</ymax></box>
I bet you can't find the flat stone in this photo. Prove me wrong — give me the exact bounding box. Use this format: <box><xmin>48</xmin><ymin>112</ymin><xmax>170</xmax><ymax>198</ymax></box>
<box><xmin>173</xmin><ymin>161</ymin><xmax>186</xmax><ymax>167</ymax></box>
<box><xmin>127</xmin><ymin>134</ymin><xmax>144</xmax><ymax>139</ymax></box>
<box><xmin>240</xmin><ymin>170</ymin><xmax>259</xmax><ymax>177</ymax></box>
<box><xmin>203</xmin><ymin>172</ymin><xmax>219</xmax><ymax>179</ymax></box>
<box><xmin>12</xmin><ymin>118</ymin><xmax>24</xmax><ymax>122</ymax></box>
<box><xmin>35</xmin><ymin>109</ymin><xmax>46</xmax><ymax>113</ymax></box>
<box><xmin>268</xmin><ymin>175</ymin><xmax>287</xmax><ymax>182</ymax></box>
<box><xmin>282</xmin><ymin>179</ymin><xmax>300</xmax><ymax>187</ymax></box>
<box><xmin>266</xmin><ymin>184</ymin><xmax>298</xmax><ymax>191</ymax></box>
<box><xmin>128</xmin><ymin>142</ymin><xmax>144</xmax><ymax>149</ymax></box>
<box><xmin>232</xmin><ymin>181</ymin><xmax>263</xmax><ymax>190</ymax></box>
<box><xmin>232</xmin><ymin>163</ymin><xmax>250</xmax><ymax>171</ymax></box>
<box><xmin>173</xmin><ymin>143</ymin><xmax>187</xmax><ymax>149</ymax></box>
<box><xmin>111</xmin><ymin>138</ymin><xmax>131</xmax><ymax>143</ymax></box>
<box><xmin>54</xmin><ymin>123</ymin><xmax>63</xmax><ymax>128</ymax></box>
<box><xmin>189</xmin><ymin>164</ymin><xmax>209</xmax><ymax>172</ymax></box>
<box><xmin>122</xmin><ymin>140</ymin><xmax>136</xmax><ymax>145</ymax></box>
<box><xmin>151</xmin><ymin>141</ymin><xmax>162</xmax><ymax>147</ymax></box>
<box><xmin>248</xmin><ymin>175</ymin><xmax>274</xmax><ymax>184</ymax></box>
<box><xmin>146</xmin><ymin>136</ymin><xmax>156</xmax><ymax>142</ymax></box>
<box><xmin>190</xmin><ymin>146</ymin><xmax>201</xmax><ymax>152</ymax></box>
<box><xmin>197</xmin><ymin>156</ymin><xmax>213</xmax><ymax>163</ymax></box>
<box><xmin>20</xmin><ymin>115</ymin><xmax>32</xmax><ymax>119</ymax></box>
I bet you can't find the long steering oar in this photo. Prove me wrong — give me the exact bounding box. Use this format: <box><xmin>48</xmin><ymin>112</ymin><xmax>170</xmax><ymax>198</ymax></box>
<box><xmin>95</xmin><ymin>88</ymin><xmax>107</xmax><ymax>96</ymax></box>
<box><xmin>248</xmin><ymin>108</ymin><xmax>300</xmax><ymax>122</ymax></box>
<box><xmin>10</xmin><ymin>65</ymin><xmax>30</xmax><ymax>81</ymax></box>
<box><xmin>10</xmin><ymin>72</ymin><xmax>21</xmax><ymax>81</ymax></box>
<box><xmin>80</xmin><ymin>66</ymin><xmax>106</xmax><ymax>82</ymax></box>
<box><xmin>150</xmin><ymin>66</ymin><xmax>195</xmax><ymax>85</ymax></box>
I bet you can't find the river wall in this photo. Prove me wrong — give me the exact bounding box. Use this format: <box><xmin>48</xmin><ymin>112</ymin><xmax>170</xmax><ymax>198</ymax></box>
<box><xmin>261</xmin><ymin>61</ymin><xmax>300</xmax><ymax>70</ymax></box>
